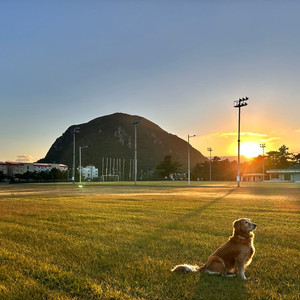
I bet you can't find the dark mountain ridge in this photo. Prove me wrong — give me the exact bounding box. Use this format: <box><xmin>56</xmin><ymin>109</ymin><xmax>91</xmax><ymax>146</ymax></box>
<box><xmin>39</xmin><ymin>113</ymin><xmax>207</xmax><ymax>174</ymax></box>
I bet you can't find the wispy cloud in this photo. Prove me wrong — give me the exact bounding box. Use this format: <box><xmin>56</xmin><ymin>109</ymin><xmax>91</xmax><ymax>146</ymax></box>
<box><xmin>16</xmin><ymin>155</ymin><xmax>34</xmax><ymax>163</ymax></box>
<box><xmin>207</xmin><ymin>132</ymin><xmax>268</xmax><ymax>138</ymax></box>
<box><xmin>295</xmin><ymin>128</ymin><xmax>300</xmax><ymax>133</ymax></box>
<box><xmin>260</xmin><ymin>137</ymin><xmax>281</xmax><ymax>142</ymax></box>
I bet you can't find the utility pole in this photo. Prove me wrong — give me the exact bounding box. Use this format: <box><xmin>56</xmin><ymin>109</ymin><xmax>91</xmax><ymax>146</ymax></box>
<box><xmin>234</xmin><ymin>97</ymin><xmax>249</xmax><ymax>187</ymax></box>
<box><xmin>207</xmin><ymin>147</ymin><xmax>212</xmax><ymax>181</ymax></box>
<box><xmin>133</xmin><ymin>117</ymin><xmax>141</xmax><ymax>185</ymax></box>
<box><xmin>260</xmin><ymin>143</ymin><xmax>266</xmax><ymax>181</ymax></box>
<box><xmin>79</xmin><ymin>145</ymin><xmax>88</xmax><ymax>184</ymax></box>
<box><xmin>72</xmin><ymin>127</ymin><xmax>80</xmax><ymax>183</ymax></box>
<box><xmin>188</xmin><ymin>134</ymin><xmax>196</xmax><ymax>185</ymax></box>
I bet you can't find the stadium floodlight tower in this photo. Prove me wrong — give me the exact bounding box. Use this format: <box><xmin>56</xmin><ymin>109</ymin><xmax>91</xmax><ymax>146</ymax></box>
<box><xmin>133</xmin><ymin>117</ymin><xmax>141</xmax><ymax>185</ymax></box>
<box><xmin>207</xmin><ymin>147</ymin><xmax>213</xmax><ymax>181</ymax></box>
<box><xmin>72</xmin><ymin>126</ymin><xmax>80</xmax><ymax>183</ymax></box>
<box><xmin>234</xmin><ymin>97</ymin><xmax>249</xmax><ymax>187</ymax></box>
<box><xmin>79</xmin><ymin>145</ymin><xmax>88</xmax><ymax>185</ymax></box>
<box><xmin>260</xmin><ymin>143</ymin><xmax>266</xmax><ymax>181</ymax></box>
<box><xmin>188</xmin><ymin>134</ymin><xmax>196</xmax><ymax>185</ymax></box>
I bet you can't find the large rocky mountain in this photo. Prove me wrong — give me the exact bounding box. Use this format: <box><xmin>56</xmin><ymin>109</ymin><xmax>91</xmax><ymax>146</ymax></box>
<box><xmin>39</xmin><ymin>113</ymin><xmax>207</xmax><ymax>176</ymax></box>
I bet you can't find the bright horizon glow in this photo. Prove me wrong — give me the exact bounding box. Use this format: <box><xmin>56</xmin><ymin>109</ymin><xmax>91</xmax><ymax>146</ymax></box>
<box><xmin>240</xmin><ymin>142</ymin><xmax>262</xmax><ymax>158</ymax></box>
<box><xmin>193</xmin><ymin>129</ymin><xmax>289</xmax><ymax>161</ymax></box>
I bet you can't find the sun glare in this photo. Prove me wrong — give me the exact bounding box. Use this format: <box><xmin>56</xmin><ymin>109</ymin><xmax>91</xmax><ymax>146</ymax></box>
<box><xmin>240</xmin><ymin>142</ymin><xmax>261</xmax><ymax>158</ymax></box>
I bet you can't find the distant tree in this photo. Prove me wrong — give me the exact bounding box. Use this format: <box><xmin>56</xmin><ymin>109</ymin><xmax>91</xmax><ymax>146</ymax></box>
<box><xmin>217</xmin><ymin>159</ymin><xmax>237</xmax><ymax>181</ymax></box>
<box><xmin>212</xmin><ymin>156</ymin><xmax>221</xmax><ymax>163</ymax></box>
<box><xmin>19</xmin><ymin>171</ymin><xmax>35</xmax><ymax>182</ymax></box>
<box><xmin>265</xmin><ymin>145</ymin><xmax>292</xmax><ymax>169</ymax></box>
<box><xmin>211</xmin><ymin>158</ymin><xmax>237</xmax><ymax>181</ymax></box>
<box><xmin>291</xmin><ymin>153</ymin><xmax>300</xmax><ymax>165</ymax></box>
<box><xmin>17</xmin><ymin>169</ymin><xmax>68</xmax><ymax>182</ymax></box>
<box><xmin>155</xmin><ymin>155</ymin><xmax>181</xmax><ymax>179</ymax></box>
<box><xmin>0</xmin><ymin>171</ymin><xmax>6</xmax><ymax>181</ymax></box>
<box><xmin>49</xmin><ymin>168</ymin><xmax>60</xmax><ymax>180</ymax></box>
<box><xmin>243</xmin><ymin>145</ymin><xmax>300</xmax><ymax>175</ymax></box>
<box><xmin>192</xmin><ymin>158</ymin><xmax>237</xmax><ymax>181</ymax></box>
<box><xmin>242</xmin><ymin>155</ymin><xmax>265</xmax><ymax>174</ymax></box>
<box><xmin>193</xmin><ymin>163</ymin><xmax>205</xmax><ymax>180</ymax></box>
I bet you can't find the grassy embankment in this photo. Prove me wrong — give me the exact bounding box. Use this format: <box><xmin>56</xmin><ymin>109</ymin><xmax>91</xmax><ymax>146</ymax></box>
<box><xmin>0</xmin><ymin>182</ymin><xmax>299</xmax><ymax>299</ymax></box>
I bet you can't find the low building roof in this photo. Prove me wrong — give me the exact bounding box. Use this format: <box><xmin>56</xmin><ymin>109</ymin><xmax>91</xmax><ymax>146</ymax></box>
<box><xmin>34</xmin><ymin>163</ymin><xmax>52</xmax><ymax>167</ymax></box>
<box><xmin>267</xmin><ymin>169</ymin><xmax>300</xmax><ymax>174</ymax></box>
<box><xmin>5</xmin><ymin>162</ymin><xmax>24</xmax><ymax>166</ymax></box>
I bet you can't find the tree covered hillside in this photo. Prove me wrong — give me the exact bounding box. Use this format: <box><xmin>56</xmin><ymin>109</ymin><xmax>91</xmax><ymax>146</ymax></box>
<box><xmin>39</xmin><ymin>113</ymin><xmax>207</xmax><ymax>176</ymax></box>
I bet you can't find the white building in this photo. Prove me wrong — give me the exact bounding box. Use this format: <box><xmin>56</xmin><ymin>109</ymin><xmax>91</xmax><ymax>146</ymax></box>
<box><xmin>267</xmin><ymin>169</ymin><xmax>300</xmax><ymax>182</ymax></box>
<box><xmin>80</xmin><ymin>165</ymin><xmax>98</xmax><ymax>180</ymax></box>
<box><xmin>33</xmin><ymin>163</ymin><xmax>68</xmax><ymax>173</ymax></box>
<box><xmin>0</xmin><ymin>162</ymin><xmax>8</xmax><ymax>175</ymax></box>
<box><xmin>33</xmin><ymin>163</ymin><xmax>52</xmax><ymax>172</ymax></box>
<box><xmin>242</xmin><ymin>173</ymin><xmax>265</xmax><ymax>182</ymax></box>
<box><xmin>2</xmin><ymin>162</ymin><xmax>34</xmax><ymax>177</ymax></box>
<box><xmin>0</xmin><ymin>162</ymin><xmax>68</xmax><ymax>176</ymax></box>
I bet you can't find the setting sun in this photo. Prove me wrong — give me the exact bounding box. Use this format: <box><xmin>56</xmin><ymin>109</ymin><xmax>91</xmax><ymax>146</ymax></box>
<box><xmin>240</xmin><ymin>142</ymin><xmax>262</xmax><ymax>158</ymax></box>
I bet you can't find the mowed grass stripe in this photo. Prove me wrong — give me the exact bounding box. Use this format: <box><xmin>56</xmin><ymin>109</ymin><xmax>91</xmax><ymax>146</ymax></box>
<box><xmin>0</xmin><ymin>182</ymin><xmax>299</xmax><ymax>299</ymax></box>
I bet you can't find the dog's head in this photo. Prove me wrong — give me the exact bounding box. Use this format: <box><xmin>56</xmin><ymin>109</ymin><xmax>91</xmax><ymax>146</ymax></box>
<box><xmin>233</xmin><ymin>218</ymin><xmax>257</xmax><ymax>234</ymax></box>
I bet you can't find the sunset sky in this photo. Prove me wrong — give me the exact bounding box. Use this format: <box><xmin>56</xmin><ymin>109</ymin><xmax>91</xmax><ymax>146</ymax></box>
<box><xmin>1</xmin><ymin>1</ymin><xmax>299</xmax><ymax>163</ymax></box>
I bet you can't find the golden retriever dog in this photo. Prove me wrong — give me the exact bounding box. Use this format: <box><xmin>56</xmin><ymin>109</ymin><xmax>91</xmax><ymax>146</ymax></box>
<box><xmin>172</xmin><ymin>218</ymin><xmax>257</xmax><ymax>280</ymax></box>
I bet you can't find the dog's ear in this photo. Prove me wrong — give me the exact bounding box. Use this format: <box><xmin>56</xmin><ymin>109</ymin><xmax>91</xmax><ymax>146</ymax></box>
<box><xmin>233</xmin><ymin>219</ymin><xmax>241</xmax><ymax>232</ymax></box>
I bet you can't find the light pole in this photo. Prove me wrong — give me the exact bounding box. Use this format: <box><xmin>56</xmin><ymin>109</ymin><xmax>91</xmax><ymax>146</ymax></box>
<box><xmin>207</xmin><ymin>147</ymin><xmax>212</xmax><ymax>181</ymax></box>
<box><xmin>133</xmin><ymin>117</ymin><xmax>141</xmax><ymax>185</ymax></box>
<box><xmin>79</xmin><ymin>146</ymin><xmax>88</xmax><ymax>184</ymax></box>
<box><xmin>234</xmin><ymin>97</ymin><xmax>249</xmax><ymax>187</ymax></box>
<box><xmin>188</xmin><ymin>134</ymin><xmax>196</xmax><ymax>185</ymax></box>
<box><xmin>260</xmin><ymin>143</ymin><xmax>266</xmax><ymax>182</ymax></box>
<box><xmin>72</xmin><ymin>127</ymin><xmax>80</xmax><ymax>183</ymax></box>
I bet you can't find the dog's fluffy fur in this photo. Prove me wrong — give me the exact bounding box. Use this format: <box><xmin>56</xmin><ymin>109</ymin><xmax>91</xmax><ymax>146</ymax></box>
<box><xmin>172</xmin><ymin>218</ymin><xmax>257</xmax><ymax>280</ymax></box>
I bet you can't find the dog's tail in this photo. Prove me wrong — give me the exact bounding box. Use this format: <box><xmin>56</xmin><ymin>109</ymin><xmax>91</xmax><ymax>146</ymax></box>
<box><xmin>171</xmin><ymin>264</ymin><xmax>205</xmax><ymax>273</ymax></box>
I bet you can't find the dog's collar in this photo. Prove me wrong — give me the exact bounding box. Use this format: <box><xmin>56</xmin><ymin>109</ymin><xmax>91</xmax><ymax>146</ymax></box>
<box><xmin>236</xmin><ymin>235</ymin><xmax>246</xmax><ymax>240</ymax></box>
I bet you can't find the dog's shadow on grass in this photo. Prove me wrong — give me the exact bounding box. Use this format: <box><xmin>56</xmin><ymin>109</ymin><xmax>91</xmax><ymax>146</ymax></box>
<box><xmin>169</xmin><ymin>187</ymin><xmax>237</xmax><ymax>224</ymax></box>
<box><xmin>134</xmin><ymin>187</ymin><xmax>237</xmax><ymax>246</ymax></box>
<box><xmin>156</xmin><ymin>187</ymin><xmax>238</xmax><ymax>236</ymax></box>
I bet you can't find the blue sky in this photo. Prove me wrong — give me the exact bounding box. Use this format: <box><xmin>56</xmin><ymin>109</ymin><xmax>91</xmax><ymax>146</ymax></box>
<box><xmin>1</xmin><ymin>1</ymin><xmax>300</xmax><ymax>162</ymax></box>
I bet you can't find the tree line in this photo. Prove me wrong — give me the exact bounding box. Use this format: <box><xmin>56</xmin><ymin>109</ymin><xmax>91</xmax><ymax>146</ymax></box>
<box><xmin>1</xmin><ymin>144</ymin><xmax>299</xmax><ymax>182</ymax></box>
<box><xmin>155</xmin><ymin>145</ymin><xmax>300</xmax><ymax>181</ymax></box>
<box><xmin>0</xmin><ymin>168</ymin><xmax>69</xmax><ymax>183</ymax></box>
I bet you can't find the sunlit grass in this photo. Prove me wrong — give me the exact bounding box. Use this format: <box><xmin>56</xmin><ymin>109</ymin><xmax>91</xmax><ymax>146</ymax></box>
<box><xmin>0</xmin><ymin>182</ymin><xmax>299</xmax><ymax>299</ymax></box>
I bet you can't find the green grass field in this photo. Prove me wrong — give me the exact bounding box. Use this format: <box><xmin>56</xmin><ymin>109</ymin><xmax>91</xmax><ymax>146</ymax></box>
<box><xmin>0</xmin><ymin>182</ymin><xmax>299</xmax><ymax>299</ymax></box>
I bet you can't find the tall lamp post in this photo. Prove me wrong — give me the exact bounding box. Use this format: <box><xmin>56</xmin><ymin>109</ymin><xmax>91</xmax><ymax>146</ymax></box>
<box><xmin>234</xmin><ymin>97</ymin><xmax>249</xmax><ymax>187</ymax></box>
<box><xmin>260</xmin><ymin>143</ymin><xmax>266</xmax><ymax>182</ymax></box>
<box><xmin>79</xmin><ymin>146</ymin><xmax>88</xmax><ymax>184</ymax></box>
<box><xmin>133</xmin><ymin>118</ymin><xmax>141</xmax><ymax>185</ymax></box>
<box><xmin>72</xmin><ymin>127</ymin><xmax>80</xmax><ymax>183</ymax></box>
<box><xmin>188</xmin><ymin>134</ymin><xmax>196</xmax><ymax>185</ymax></box>
<box><xmin>207</xmin><ymin>147</ymin><xmax>212</xmax><ymax>181</ymax></box>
